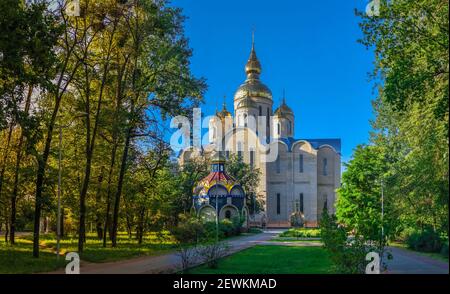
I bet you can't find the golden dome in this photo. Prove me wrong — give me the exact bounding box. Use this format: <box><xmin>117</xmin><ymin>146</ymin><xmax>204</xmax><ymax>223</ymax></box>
<box><xmin>274</xmin><ymin>98</ymin><xmax>294</xmax><ymax>118</ymax></box>
<box><xmin>236</xmin><ymin>91</ymin><xmax>257</xmax><ymax>109</ymax></box>
<box><xmin>216</xmin><ymin>96</ymin><xmax>232</xmax><ymax>118</ymax></box>
<box><xmin>217</xmin><ymin>103</ymin><xmax>232</xmax><ymax>118</ymax></box>
<box><xmin>234</xmin><ymin>40</ymin><xmax>272</xmax><ymax>101</ymax></box>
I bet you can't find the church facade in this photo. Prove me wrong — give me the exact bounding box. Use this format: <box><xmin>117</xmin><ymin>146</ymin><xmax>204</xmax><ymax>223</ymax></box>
<box><xmin>180</xmin><ymin>41</ymin><xmax>341</xmax><ymax>228</ymax></box>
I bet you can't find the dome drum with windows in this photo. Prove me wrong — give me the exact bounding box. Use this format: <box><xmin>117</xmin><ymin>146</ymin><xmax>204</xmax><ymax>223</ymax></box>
<box><xmin>192</xmin><ymin>152</ymin><xmax>249</xmax><ymax>227</ymax></box>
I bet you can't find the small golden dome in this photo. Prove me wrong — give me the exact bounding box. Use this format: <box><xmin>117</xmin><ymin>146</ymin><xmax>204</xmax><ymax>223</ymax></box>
<box><xmin>274</xmin><ymin>98</ymin><xmax>294</xmax><ymax>118</ymax></box>
<box><xmin>216</xmin><ymin>96</ymin><xmax>232</xmax><ymax>118</ymax></box>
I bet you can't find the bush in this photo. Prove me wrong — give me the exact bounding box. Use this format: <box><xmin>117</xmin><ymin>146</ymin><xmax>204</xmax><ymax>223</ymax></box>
<box><xmin>231</xmin><ymin>216</ymin><xmax>244</xmax><ymax>236</ymax></box>
<box><xmin>197</xmin><ymin>242</ymin><xmax>230</xmax><ymax>269</ymax></box>
<box><xmin>203</xmin><ymin>221</ymin><xmax>225</xmax><ymax>240</ymax></box>
<box><xmin>440</xmin><ymin>241</ymin><xmax>449</xmax><ymax>257</ymax></box>
<box><xmin>280</xmin><ymin>228</ymin><xmax>321</xmax><ymax>238</ymax></box>
<box><xmin>406</xmin><ymin>227</ymin><xmax>443</xmax><ymax>253</ymax></box>
<box><xmin>320</xmin><ymin>209</ymin><xmax>383</xmax><ymax>273</ymax></box>
<box><xmin>219</xmin><ymin>219</ymin><xmax>235</xmax><ymax>237</ymax></box>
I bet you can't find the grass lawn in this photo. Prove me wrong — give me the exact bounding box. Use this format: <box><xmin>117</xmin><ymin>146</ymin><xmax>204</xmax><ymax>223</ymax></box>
<box><xmin>189</xmin><ymin>245</ymin><xmax>336</xmax><ymax>274</ymax></box>
<box><xmin>390</xmin><ymin>242</ymin><xmax>449</xmax><ymax>263</ymax></box>
<box><xmin>0</xmin><ymin>231</ymin><xmax>176</xmax><ymax>274</ymax></box>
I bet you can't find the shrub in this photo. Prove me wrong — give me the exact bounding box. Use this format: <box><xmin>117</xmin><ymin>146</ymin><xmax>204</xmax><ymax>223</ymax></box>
<box><xmin>231</xmin><ymin>216</ymin><xmax>244</xmax><ymax>236</ymax></box>
<box><xmin>203</xmin><ymin>221</ymin><xmax>225</xmax><ymax>240</ymax></box>
<box><xmin>406</xmin><ymin>227</ymin><xmax>443</xmax><ymax>253</ymax></box>
<box><xmin>169</xmin><ymin>213</ymin><xmax>205</xmax><ymax>272</ymax></box>
<box><xmin>280</xmin><ymin>228</ymin><xmax>321</xmax><ymax>238</ymax></box>
<box><xmin>219</xmin><ymin>219</ymin><xmax>234</xmax><ymax>237</ymax></box>
<box><xmin>440</xmin><ymin>241</ymin><xmax>449</xmax><ymax>257</ymax></box>
<box><xmin>197</xmin><ymin>242</ymin><xmax>230</xmax><ymax>269</ymax></box>
<box><xmin>320</xmin><ymin>209</ymin><xmax>382</xmax><ymax>273</ymax></box>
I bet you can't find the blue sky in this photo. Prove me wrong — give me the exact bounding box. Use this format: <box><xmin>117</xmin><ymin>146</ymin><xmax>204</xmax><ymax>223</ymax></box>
<box><xmin>171</xmin><ymin>0</ymin><xmax>377</xmax><ymax>164</ymax></box>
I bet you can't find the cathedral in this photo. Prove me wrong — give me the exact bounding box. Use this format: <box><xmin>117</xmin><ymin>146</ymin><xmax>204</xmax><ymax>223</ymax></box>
<box><xmin>180</xmin><ymin>40</ymin><xmax>341</xmax><ymax>228</ymax></box>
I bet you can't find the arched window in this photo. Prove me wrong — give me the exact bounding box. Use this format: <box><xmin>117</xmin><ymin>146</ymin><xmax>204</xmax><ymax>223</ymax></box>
<box><xmin>259</xmin><ymin>105</ymin><xmax>262</xmax><ymax>116</ymax></box>
<box><xmin>244</xmin><ymin>113</ymin><xmax>248</xmax><ymax>127</ymax></box>
<box><xmin>323</xmin><ymin>158</ymin><xmax>328</xmax><ymax>176</ymax></box>
<box><xmin>277</xmin><ymin>123</ymin><xmax>280</xmax><ymax>135</ymax></box>
<box><xmin>289</xmin><ymin>121</ymin><xmax>292</xmax><ymax>134</ymax></box>
<box><xmin>323</xmin><ymin>196</ymin><xmax>328</xmax><ymax>211</ymax></box>
<box><xmin>225</xmin><ymin>210</ymin><xmax>231</xmax><ymax>219</ymax></box>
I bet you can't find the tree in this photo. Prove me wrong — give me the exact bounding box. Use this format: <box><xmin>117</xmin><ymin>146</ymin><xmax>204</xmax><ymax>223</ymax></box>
<box><xmin>226</xmin><ymin>154</ymin><xmax>261</xmax><ymax>214</ymax></box>
<box><xmin>356</xmin><ymin>0</ymin><xmax>448</xmax><ymax>239</ymax></box>
<box><xmin>336</xmin><ymin>145</ymin><xmax>396</xmax><ymax>245</ymax></box>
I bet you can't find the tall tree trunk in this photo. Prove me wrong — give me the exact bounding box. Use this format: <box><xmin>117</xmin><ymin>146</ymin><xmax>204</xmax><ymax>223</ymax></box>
<box><xmin>10</xmin><ymin>86</ymin><xmax>32</xmax><ymax>245</ymax></box>
<box><xmin>0</xmin><ymin>125</ymin><xmax>13</xmax><ymax>202</ymax></box>
<box><xmin>111</xmin><ymin>126</ymin><xmax>132</xmax><ymax>247</ymax></box>
<box><xmin>137</xmin><ymin>207</ymin><xmax>145</xmax><ymax>245</ymax></box>
<box><xmin>78</xmin><ymin>22</ymin><xmax>116</xmax><ymax>253</ymax></box>
<box><xmin>102</xmin><ymin>141</ymin><xmax>117</xmax><ymax>247</ymax></box>
<box><xmin>95</xmin><ymin>167</ymin><xmax>104</xmax><ymax>240</ymax></box>
<box><xmin>102</xmin><ymin>54</ymin><xmax>129</xmax><ymax>247</ymax></box>
<box><xmin>33</xmin><ymin>108</ymin><xmax>59</xmax><ymax>257</ymax></box>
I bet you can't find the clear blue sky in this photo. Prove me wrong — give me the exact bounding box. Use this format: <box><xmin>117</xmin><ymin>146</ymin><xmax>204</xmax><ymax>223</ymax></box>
<box><xmin>171</xmin><ymin>0</ymin><xmax>376</xmax><ymax>164</ymax></box>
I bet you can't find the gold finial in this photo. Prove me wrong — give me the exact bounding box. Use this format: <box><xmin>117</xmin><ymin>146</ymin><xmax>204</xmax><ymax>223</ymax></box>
<box><xmin>252</xmin><ymin>28</ymin><xmax>255</xmax><ymax>50</ymax></box>
<box><xmin>222</xmin><ymin>95</ymin><xmax>227</xmax><ymax>110</ymax></box>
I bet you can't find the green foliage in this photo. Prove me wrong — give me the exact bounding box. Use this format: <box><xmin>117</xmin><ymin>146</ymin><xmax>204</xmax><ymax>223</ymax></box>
<box><xmin>336</xmin><ymin>144</ymin><xmax>393</xmax><ymax>245</ymax></box>
<box><xmin>280</xmin><ymin>228</ymin><xmax>321</xmax><ymax>238</ymax></box>
<box><xmin>356</xmin><ymin>0</ymin><xmax>449</xmax><ymax>245</ymax></box>
<box><xmin>405</xmin><ymin>227</ymin><xmax>445</xmax><ymax>253</ymax></box>
<box><xmin>169</xmin><ymin>213</ymin><xmax>205</xmax><ymax>246</ymax></box>
<box><xmin>226</xmin><ymin>154</ymin><xmax>262</xmax><ymax>214</ymax></box>
<box><xmin>219</xmin><ymin>219</ymin><xmax>235</xmax><ymax>238</ymax></box>
<box><xmin>320</xmin><ymin>209</ymin><xmax>370</xmax><ymax>274</ymax></box>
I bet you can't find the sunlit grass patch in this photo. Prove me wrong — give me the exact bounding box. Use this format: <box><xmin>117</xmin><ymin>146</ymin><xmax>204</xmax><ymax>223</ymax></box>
<box><xmin>0</xmin><ymin>231</ymin><xmax>176</xmax><ymax>273</ymax></box>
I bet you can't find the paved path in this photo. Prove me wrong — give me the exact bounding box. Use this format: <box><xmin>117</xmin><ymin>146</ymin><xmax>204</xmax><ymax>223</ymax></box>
<box><xmin>48</xmin><ymin>230</ymin><xmax>284</xmax><ymax>274</ymax></box>
<box><xmin>45</xmin><ymin>231</ymin><xmax>448</xmax><ymax>274</ymax></box>
<box><xmin>385</xmin><ymin>247</ymin><xmax>449</xmax><ymax>274</ymax></box>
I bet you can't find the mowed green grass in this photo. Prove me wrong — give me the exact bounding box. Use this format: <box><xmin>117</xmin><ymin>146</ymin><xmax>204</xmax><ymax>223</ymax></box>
<box><xmin>189</xmin><ymin>245</ymin><xmax>336</xmax><ymax>274</ymax></box>
<box><xmin>0</xmin><ymin>231</ymin><xmax>176</xmax><ymax>274</ymax></box>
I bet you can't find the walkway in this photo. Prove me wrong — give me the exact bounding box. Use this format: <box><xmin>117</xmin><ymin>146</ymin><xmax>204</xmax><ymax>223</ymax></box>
<box><xmin>385</xmin><ymin>246</ymin><xmax>449</xmax><ymax>274</ymax></box>
<box><xmin>48</xmin><ymin>229</ymin><xmax>284</xmax><ymax>274</ymax></box>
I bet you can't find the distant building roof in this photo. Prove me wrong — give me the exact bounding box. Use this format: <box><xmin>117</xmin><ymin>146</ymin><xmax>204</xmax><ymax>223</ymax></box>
<box><xmin>279</xmin><ymin>137</ymin><xmax>341</xmax><ymax>154</ymax></box>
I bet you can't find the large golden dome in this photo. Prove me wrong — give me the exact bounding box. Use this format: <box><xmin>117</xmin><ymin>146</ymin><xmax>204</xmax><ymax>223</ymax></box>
<box><xmin>234</xmin><ymin>42</ymin><xmax>272</xmax><ymax>101</ymax></box>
